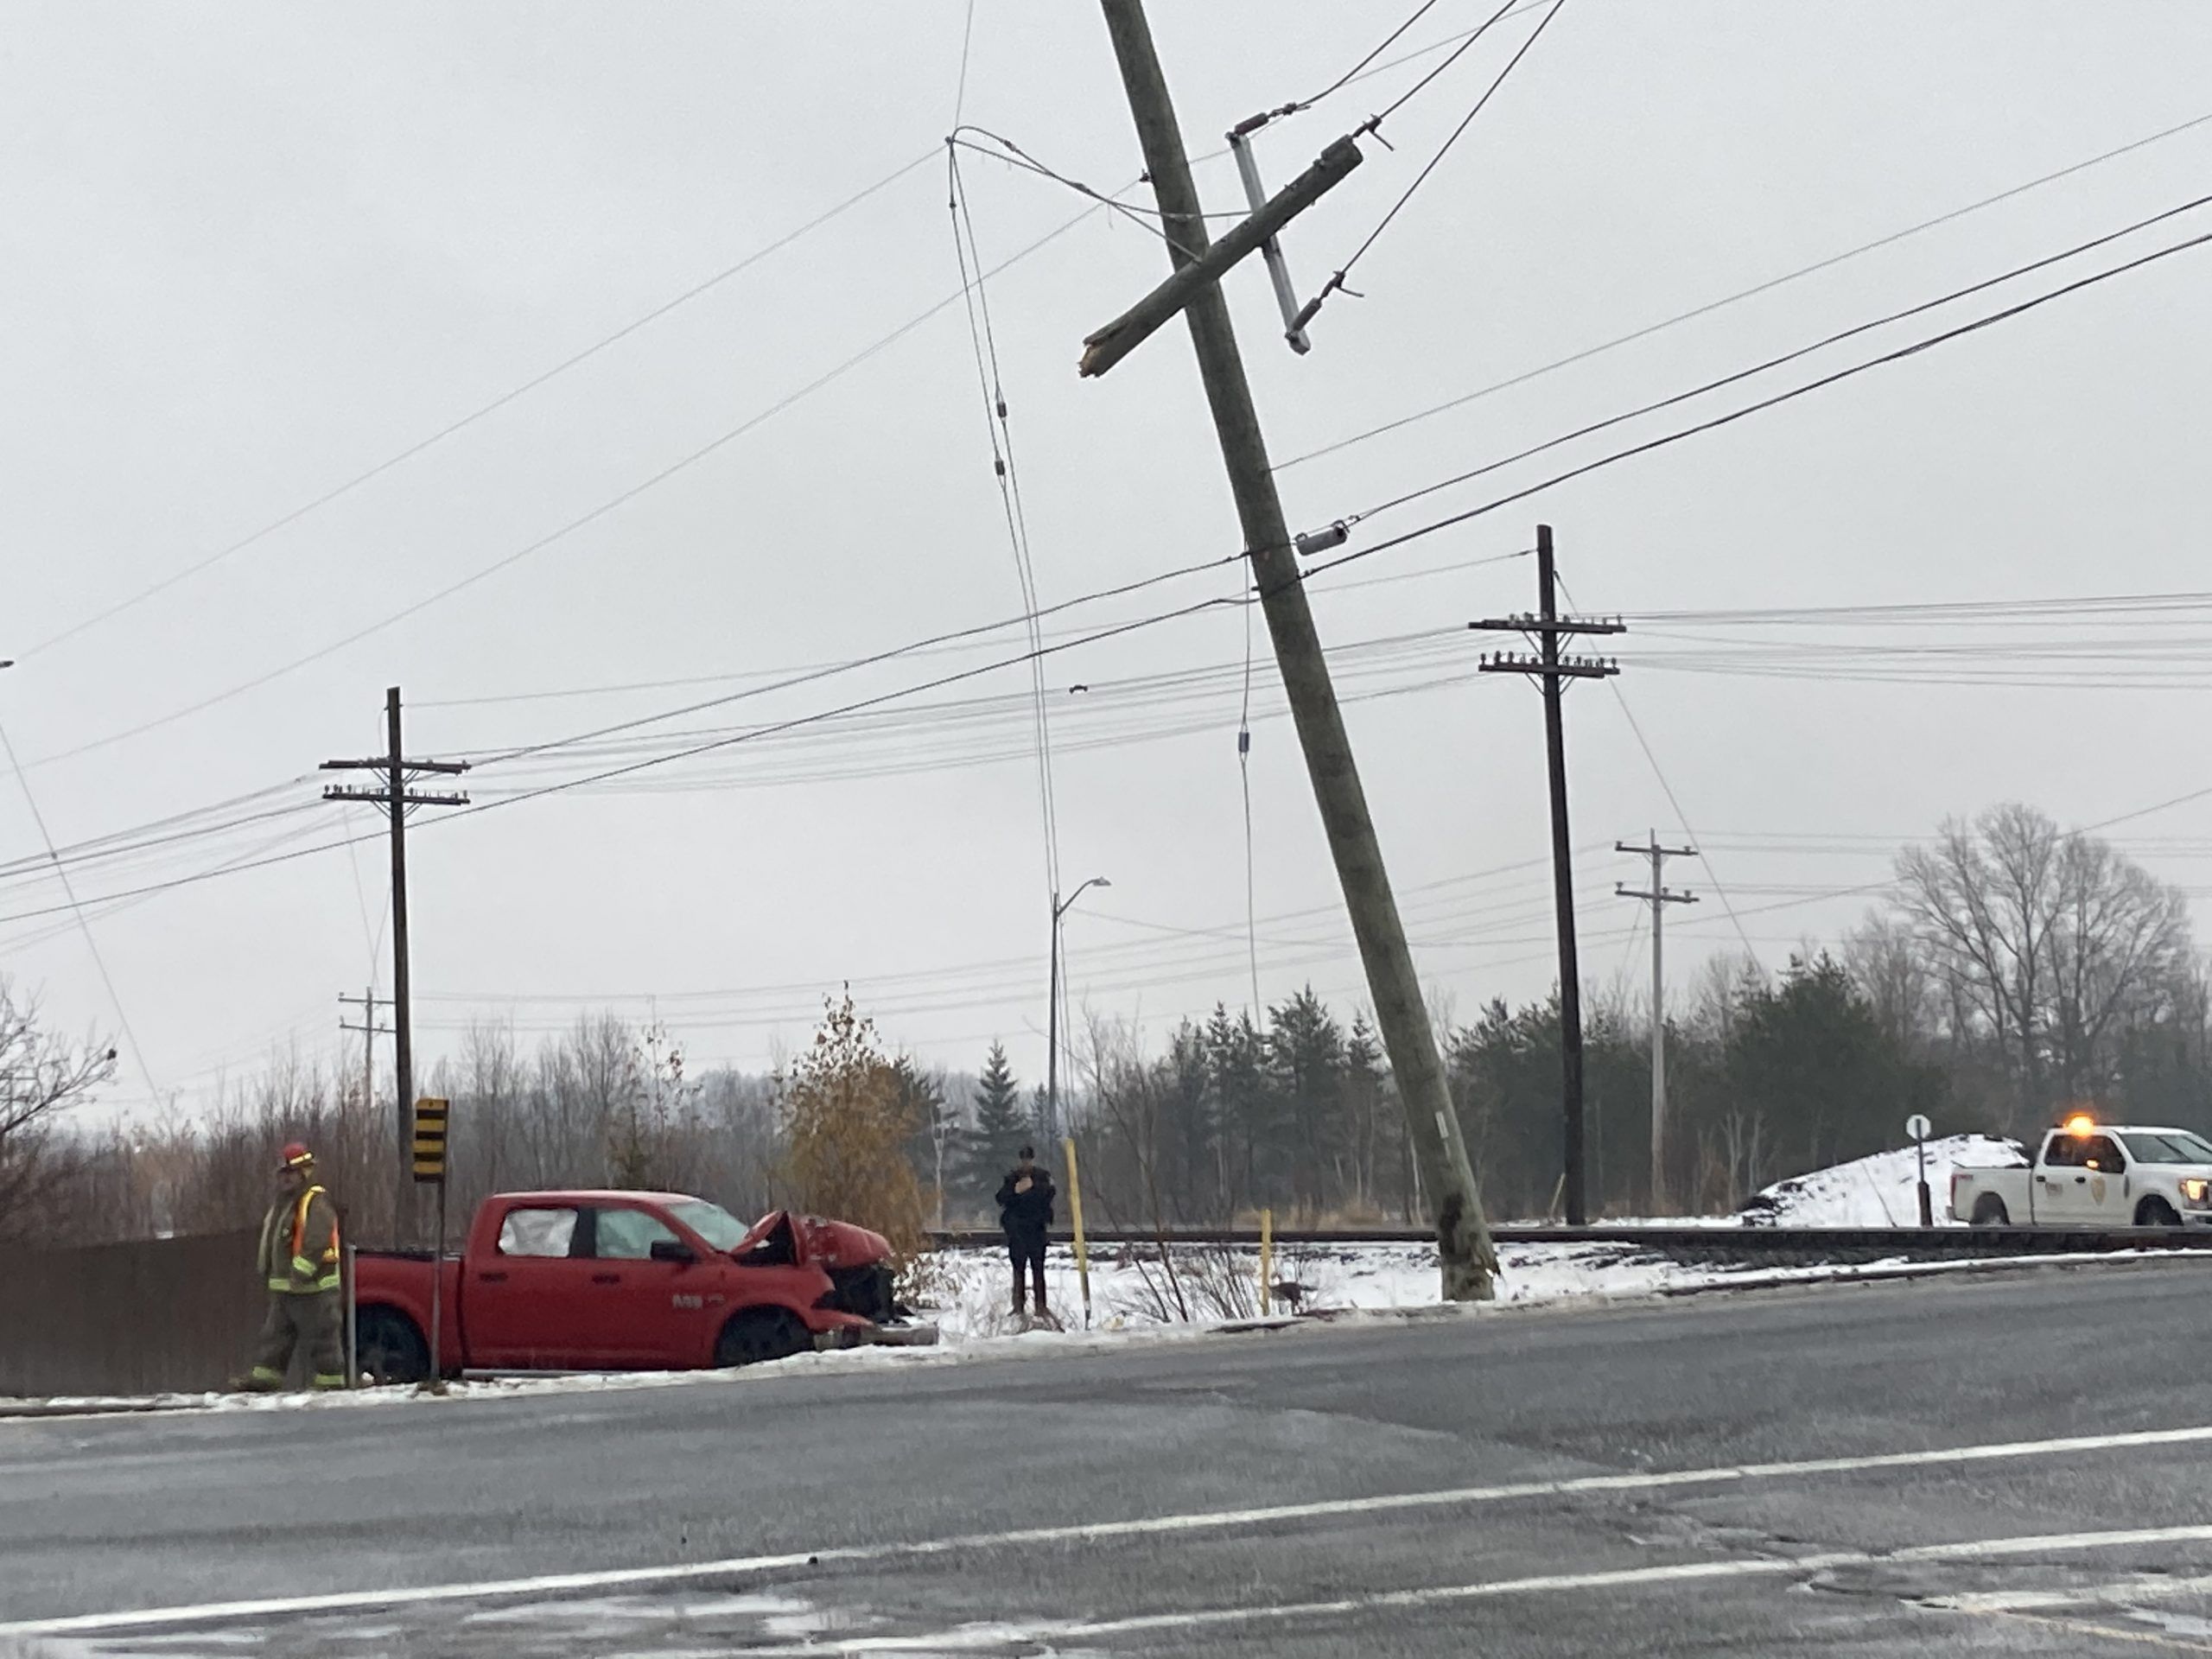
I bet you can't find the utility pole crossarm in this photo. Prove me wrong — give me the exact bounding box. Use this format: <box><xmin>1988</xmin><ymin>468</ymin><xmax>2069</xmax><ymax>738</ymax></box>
<box><xmin>1078</xmin><ymin>135</ymin><xmax>1363</xmax><ymax>378</ymax></box>
<box><xmin>321</xmin><ymin>758</ymin><xmax>469</xmax><ymax>776</ymax></box>
<box><xmin>1468</xmin><ymin>616</ymin><xmax>1627</xmax><ymax>636</ymax></box>
<box><xmin>323</xmin><ymin>785</ymin><xmax>470</xmax><ymax>808</ymax></box>
<box><xmin>1478</xmin><ymin>652</ymin><xmax>1618</xmax><ymax>680</ymax></box>
<box><xmin>1616</xmin><ymin>886</ymin><xmax>1697</xmax><ymax>904</ymax></box>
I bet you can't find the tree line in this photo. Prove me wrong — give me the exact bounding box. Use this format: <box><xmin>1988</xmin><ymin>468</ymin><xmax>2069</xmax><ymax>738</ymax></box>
<box><xmin>6</xmin><ymin>803</ymin><xmax>2206</xmax><ymax>1249</ymax></box>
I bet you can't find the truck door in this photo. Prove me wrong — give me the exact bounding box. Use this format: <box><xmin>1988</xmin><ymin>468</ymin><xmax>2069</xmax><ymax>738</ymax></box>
<box><xmin>467</xmin><ymin>1205</ymin><xmax>594</xmax><ymax>1370</ymax></box>
<box><xmin>2044</xmin><ymin>1135</ymin><xmax>2132</xmax><ymax>1224</ymax></box>
<box><xmin>572</xmin><ymin>1205</ymin><xmax>726</xmax><ymax>1369</ymax></box>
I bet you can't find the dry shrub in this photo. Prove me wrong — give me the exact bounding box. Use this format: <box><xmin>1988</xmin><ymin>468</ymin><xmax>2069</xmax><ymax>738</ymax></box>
<box><xmin>1117</xmin><ymin>1240</ymin><xmax>1262</xmax><ymax>1325</ymax></box>
<box><xmin>779</xmin><ymin>992</ymin><xmax>929</xmax><ymax>1281</ymax></box>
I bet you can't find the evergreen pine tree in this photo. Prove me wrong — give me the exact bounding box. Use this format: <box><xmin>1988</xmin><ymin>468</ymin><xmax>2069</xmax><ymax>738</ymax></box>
<box><xmin>1266</xmin><ymin>986</ymin><xmax>1344</xmax><ymax>1214</ymax></box>
<box><xmin>960</xmin><ymin>1041</ymin><xmax>1031</xmax><ymax>1205</ymax></box>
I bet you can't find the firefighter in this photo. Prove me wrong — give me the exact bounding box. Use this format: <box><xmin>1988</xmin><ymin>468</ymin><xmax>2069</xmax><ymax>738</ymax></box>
<box><xmin>244</xmin><ymin>1142</ymin><xmax>346</xmax><ymax>1391</ymax></box>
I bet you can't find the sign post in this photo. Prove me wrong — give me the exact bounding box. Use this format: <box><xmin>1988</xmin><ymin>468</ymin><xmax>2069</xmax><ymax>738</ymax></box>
<box><xmin>1062</xmin><ymin>1136</ymin><xmax>1091</xmax><ymax>1330</ymax></box>
<box><xmin>1258</xmin><ymin>1207</ymin><xmax>1274</xmax><ymax>1316</ymax></box>
<box><xmin>412</xmin><ymin>1096</ymin><xmax>450</xmax><ymax>1389</ymax></box>
<box><xmin>1905</xmin><ymin>1112</ymin><xmax>1934</xmax><ymax>1228</ymax></box>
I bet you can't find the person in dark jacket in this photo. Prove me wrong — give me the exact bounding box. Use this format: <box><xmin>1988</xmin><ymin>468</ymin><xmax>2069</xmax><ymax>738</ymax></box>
<box><xmin>995</xmin><ymin>1145</ymin><xmax>1055</xmax><ymax>1317</ymax></box>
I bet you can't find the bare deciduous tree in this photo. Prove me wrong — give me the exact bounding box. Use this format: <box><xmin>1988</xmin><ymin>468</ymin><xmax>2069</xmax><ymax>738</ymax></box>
<box><xmin>1896</xmin><ymin>804</ymin><xmax>2189</xmax><ymax>1127</ymax></box>
<box><xmin>0</xmin><ymin>978</ymin><xmax>116</xmax><ymax>1241</ymax></box>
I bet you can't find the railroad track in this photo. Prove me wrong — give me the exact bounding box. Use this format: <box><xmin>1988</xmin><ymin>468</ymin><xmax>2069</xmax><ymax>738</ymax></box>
<box><xmin>929</xmin><ymin>1224</ymin><xmax>2212</xmax><ymax>1266</ymax></box>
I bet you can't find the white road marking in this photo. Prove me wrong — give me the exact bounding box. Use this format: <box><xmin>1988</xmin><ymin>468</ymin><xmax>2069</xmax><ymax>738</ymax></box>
<box><xmin>1934</xmin><ymin>1572</ymin><xmax>2212</xmax><ymax>1614</ymax></box>
<box><xmin>708</xmin><ymin>1525</ymin><xmax>2212</xmax><ymax>1654</ymax></box>
<box><xmin>7</xmin><ymin>1422</ymin><xmax>2212</xmax><ymax>1637</ymax></box>
<box><xmin>1982</xmin><ymin>1611</ymin><xmax>2212</xmax><ymax>1654</ymax></box>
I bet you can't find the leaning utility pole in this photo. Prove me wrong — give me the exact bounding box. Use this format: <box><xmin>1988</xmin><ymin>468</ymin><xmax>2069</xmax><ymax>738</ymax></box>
<box><xmin>1088</xmin><ymin>0</ymin><xmax>1497</xmax><ymax>1298</ymax></box>
<box><xmin>339</xmin><ymin>987</ymin><xmax>391</xmax><ymax>1116</ymax></box>
<box><xmin>1616</xmin><ymin>833</ymin><xmax>1696</xmax><ymax>1213</ymax></box>
<box><xmin>1473</xmin><ymin>526</ymin><xmax>1623</xmax><ymax>1225</ymax></box>
<box><xmin>322</xmin><ymin>688</ymin><xmax>467</xmax><ymax>1246</ymax></box>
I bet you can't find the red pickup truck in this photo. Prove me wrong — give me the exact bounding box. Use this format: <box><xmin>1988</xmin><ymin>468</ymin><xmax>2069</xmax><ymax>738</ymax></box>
<box><xmin>352</xmin><ymin>1190</ymin><xmax>923</xmax><ymax>1382</ymax></box>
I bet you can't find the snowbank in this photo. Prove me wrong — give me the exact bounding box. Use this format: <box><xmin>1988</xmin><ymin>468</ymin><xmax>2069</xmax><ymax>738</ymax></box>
<box><xmin>1738</xmin><ymin>1134</ymin><xmax>2026</xmax><ymax>1227</ymax></box>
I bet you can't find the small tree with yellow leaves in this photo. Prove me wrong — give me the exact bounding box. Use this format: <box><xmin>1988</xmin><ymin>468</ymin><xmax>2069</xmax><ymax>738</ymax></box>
<box><xmin>778</xmin><ymin>991</ymin><xmax>929</xmax><ymax>1272</ymax></box>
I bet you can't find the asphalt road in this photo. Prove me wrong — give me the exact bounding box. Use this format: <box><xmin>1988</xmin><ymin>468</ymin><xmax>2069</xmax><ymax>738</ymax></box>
<box><xmin>6</xmin><ymin>1259</ymin><xmax>2212</xmax><ymax>1656</ymax></box>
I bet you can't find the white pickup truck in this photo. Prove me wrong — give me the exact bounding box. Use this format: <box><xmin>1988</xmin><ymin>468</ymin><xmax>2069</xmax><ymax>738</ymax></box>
<box><xmin>1950</xmin><ymin>1120</ymin><xmax>2212</xmax><ymax>1228</ymax></box>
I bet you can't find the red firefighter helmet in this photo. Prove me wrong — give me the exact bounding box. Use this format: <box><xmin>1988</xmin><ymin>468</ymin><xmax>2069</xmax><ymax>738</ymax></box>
<box><xmin>276</xmin><ymin>1141</ymin><xmax>315</xmax><ymax>1173</ymax></box>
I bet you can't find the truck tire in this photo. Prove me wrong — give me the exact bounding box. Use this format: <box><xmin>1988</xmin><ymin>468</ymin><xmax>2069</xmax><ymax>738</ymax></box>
<box><xmin>1969</xmin><ymin>1194</ymin><xmax>2010</xmax><ymax>1227</ymax></box>
<box><xmin>355</xmin><ymin>1306</ymin><xmax>429</xmax><ymax>1386</ymax></box>
<box><xmin>2136</xmin><ymin>1197</ymin><xmax>2182</xmax><ymax>1228</ymax></box>
<box><xmin>715</xmin><ymin>1308</ymin><xmax>810</xmax><ymax>1369</ymax></box>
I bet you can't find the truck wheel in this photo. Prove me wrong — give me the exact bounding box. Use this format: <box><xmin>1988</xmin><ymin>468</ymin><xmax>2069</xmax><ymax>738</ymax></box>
<box><xmin>355</xmin><ymin>1306</ymin><xmax>429</xmax><ymax>1385</ymax></box>
<box><xmin>715</xmin><ymin>1309</ymin><xmax>809</xmax><ymax>1368</ymax></box>
<box><xmin>1969</xmin><ymin>1195</ymin><xmax>2010</xmax><ymax>1227</ymax></box>
<box><xmin>2136</xmin><ymin>1197</ymin><xmax>2182</xmax><ymax>1228</ymax></box>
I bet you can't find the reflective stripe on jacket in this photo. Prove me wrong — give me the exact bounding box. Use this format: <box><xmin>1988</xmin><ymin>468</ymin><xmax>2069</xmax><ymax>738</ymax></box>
<box><xmin>258</xmin><ymin>1185</ymin><xmax>341</xmax><ymax>1294</ymax></box>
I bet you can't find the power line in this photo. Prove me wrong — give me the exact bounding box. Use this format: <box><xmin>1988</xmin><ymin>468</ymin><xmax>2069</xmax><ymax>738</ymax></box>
<box><xmin>1294</xmin><ymin>0</ymin><xmax>1564</xmax><ymax>331</ymax></box>
<box><xmin>951</xmin><ymin>0</ymin><xmax>979</xmax><ymax>127</ymax></box>
<box><xmin>1347</xmin><ymin>188</ymin><xmax>2212</xmax><ymax>528</ymax></box>
<box><xmin>1277</xmin><ymin>105</ymin><xmax>2212</xmax><ymax>473</ymax></box>
<box><xmin>1296</xmin><ymin>0</ymin><xmax>1447</xmax><ymax>111</ymax></box>
<box><xmin>22</xmin><ymin>188</ymin><xmax>1118</xmax><ymax>776</ymax></box>
<box><xmin>11</xmin><ymin>219</ymin><xmax>2208</xmax><ymax>927</ymax></box>
<box><xmin>949</xmin><ymin>142</ymin><xmax>1063</xmax><ymax>904</ymax></box>
<box><xmin>1294</xmin><ymin>219</ymin><xmax>2212</xmax><ymax>582</ymax></box>
<box><xmin>1365</xmin><ymin>0</ymin><xmax>1522</xmax><ymax>127</ymax></box>
<box><xmin>1557</xmin><ymin>570</ymin><xmax>1757</xmax><ymax>965</ymax></box>
<box><xmin>17</xmin><ymin>151</ymin><xmax>938</xmax><ymax>665</ymax></box>
<box><xmin>0</xmin><ymin>718</ymin><xmax>158</xmax><ymax>1102</ymax></box>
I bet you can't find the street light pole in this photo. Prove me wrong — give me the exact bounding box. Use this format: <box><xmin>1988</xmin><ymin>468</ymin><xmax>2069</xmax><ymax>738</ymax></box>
<box><xmin>1046</xmin><ymin>876</ymin><xmax>1111</xmax><ymax>1143</ymax></box>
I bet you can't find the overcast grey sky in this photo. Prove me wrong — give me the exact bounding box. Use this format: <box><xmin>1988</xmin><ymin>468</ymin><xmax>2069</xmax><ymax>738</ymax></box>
<box><xmin>5</xmin><ymin>2</ymin><xmax>2211</xmax><ymax>1117</ymax></box>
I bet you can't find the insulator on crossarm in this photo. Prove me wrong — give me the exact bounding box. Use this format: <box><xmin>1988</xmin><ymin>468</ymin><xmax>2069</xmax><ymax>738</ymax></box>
<box><xmin>1294</xmin><ymin>520</ymin><xmax>1351</xmax><ymax>556</ymax></box>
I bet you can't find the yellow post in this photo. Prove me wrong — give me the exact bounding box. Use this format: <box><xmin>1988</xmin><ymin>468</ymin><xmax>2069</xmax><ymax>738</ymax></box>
<box><xmin>1259</xmin><ymin>1207</ymin><xmax>1273</xmax><ymax>1316</ymax></box>
<box><xmin>1063</xmin><ymin>1136</ymin><xmax>1091</xmax><ymax>1329</ymax></box>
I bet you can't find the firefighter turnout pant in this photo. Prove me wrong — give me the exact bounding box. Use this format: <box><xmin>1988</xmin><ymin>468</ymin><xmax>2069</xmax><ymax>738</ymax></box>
<box><xmin>248</xmin><ymin>1289</ymin><xmax>346</xmax><ymax>1391</ymax></box>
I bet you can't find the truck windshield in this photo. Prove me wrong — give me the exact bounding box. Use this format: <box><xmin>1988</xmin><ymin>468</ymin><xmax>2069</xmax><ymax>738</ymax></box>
<box><xmin>666</xmin><ymin>1200</ymin><xmax>750</xmax><ymax>1251</ymax></box>
<box><xmin>2119</xmin><ymin>1131</ymin><xmax>2212</xmax><ymax>1164</ymax></box>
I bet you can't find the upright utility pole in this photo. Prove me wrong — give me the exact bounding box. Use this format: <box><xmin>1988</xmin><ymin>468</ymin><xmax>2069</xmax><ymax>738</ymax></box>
<box><xmin>1047</xmin><ymin>876</ymin><xmax>1111</xmax><ymax>1145</ymax></box>
<box><xmin>1090</xmin><ymin>0</ymin><xmax>1497</xmax><ymax>1298</ymax></box>
<box><xmin>322</xmin><ymin>688</ymin><xmax>468</xmax><ymax>1245</ymax></box>
<box><xmin>1473</xmin><ymin>526</ymin><xmax>1623</xmax><ymax>1224</ymax></box>
<box><xmin>1616</xmin><ymin>833</ymin><xmax>1696</xmax><ymax>1213</ymax></box>
<box><xmin>339</xmin><ymin>987</ymin><xmax>391</xmax><ymax>1115</ymax></box>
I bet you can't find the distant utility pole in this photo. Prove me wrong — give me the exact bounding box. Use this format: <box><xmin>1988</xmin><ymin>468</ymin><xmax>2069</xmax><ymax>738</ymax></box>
<box><xmin>339</xmin><ymin>987</ymin><xmax>391</xmax><ymax>1116</ymax></box>
<box><xmin>322</xmin><ymin>688</ymin><xmax>467</xmax><ymax>1246</ymax></box>
<box><xmin>1616</xmin><ymin>834</ymin><xmax>1697</xmax><ymax>1214</ymax></box>
<box><xmin>1088</xmin><ymin>0</ymin><xmax>1497</xmax><ymax>1300</ymax></box>
<box><xmin>1472</xmin><ymin>525</ymin><xmax>1624</xmax><ymax>1226</ymax></box>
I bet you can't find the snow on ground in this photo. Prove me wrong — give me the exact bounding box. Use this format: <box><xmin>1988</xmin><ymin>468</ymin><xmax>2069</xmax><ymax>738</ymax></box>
<box><xmin>0</xmin><ymin>1233</ymin><xmax>2157</xmax><ymax>1422</ymax></box>
<box><xmin>1738</xmin><ymin>1134</ymin><xmax>2026</xmax><ymax>1227</ymax></box>
<box><xmin>0</xmin><ymin>1137</ymin><xmax>2099</xmax><ymax>1420</ymax></box>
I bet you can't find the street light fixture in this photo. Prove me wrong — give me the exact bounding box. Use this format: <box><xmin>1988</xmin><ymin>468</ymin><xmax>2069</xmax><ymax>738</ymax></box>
<box><xmin>1047</xmin><ymin>876</ymin><xmax>1110</xmax><ymax>1143</ymax></box>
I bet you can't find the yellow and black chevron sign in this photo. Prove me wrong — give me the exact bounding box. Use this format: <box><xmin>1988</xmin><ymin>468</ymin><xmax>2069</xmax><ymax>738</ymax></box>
<box><xmin>411</xmin><ymin>1096</ymin><xmax>450</xmax><ymax>1184</ymax></box>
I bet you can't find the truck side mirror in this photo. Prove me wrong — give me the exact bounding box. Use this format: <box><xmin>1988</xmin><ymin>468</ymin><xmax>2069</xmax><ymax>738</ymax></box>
<box><xmin>650</xmin><ymin>1240</ymin><xmax>697</xmax><ymax>1265</ymax></box>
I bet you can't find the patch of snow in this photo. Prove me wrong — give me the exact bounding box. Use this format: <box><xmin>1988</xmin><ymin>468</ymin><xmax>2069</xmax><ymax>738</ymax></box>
<box><xmin>3</xmin><ymin>1140</ymin><xmax>2143</xmax><ymax>1426</ymax></box>
<box><xmin>1738</xmin><ymin>1134</ymin><xmax>2026</xmax><ymax>1228</ymax></box>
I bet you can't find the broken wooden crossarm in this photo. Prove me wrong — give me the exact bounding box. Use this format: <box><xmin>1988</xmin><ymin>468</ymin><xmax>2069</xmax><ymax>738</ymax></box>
<box><xmin>1077</xmin><ymin>135</ymin><xmax>1364</xmax><ymax>378</ymax></box>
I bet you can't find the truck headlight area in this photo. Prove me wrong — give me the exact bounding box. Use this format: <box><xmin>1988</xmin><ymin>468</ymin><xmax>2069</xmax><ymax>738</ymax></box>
<box><xmin>2182</xmin><ymin>1178</ymin><xmax>2211</xmax><ymax>1208</ymax></box>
